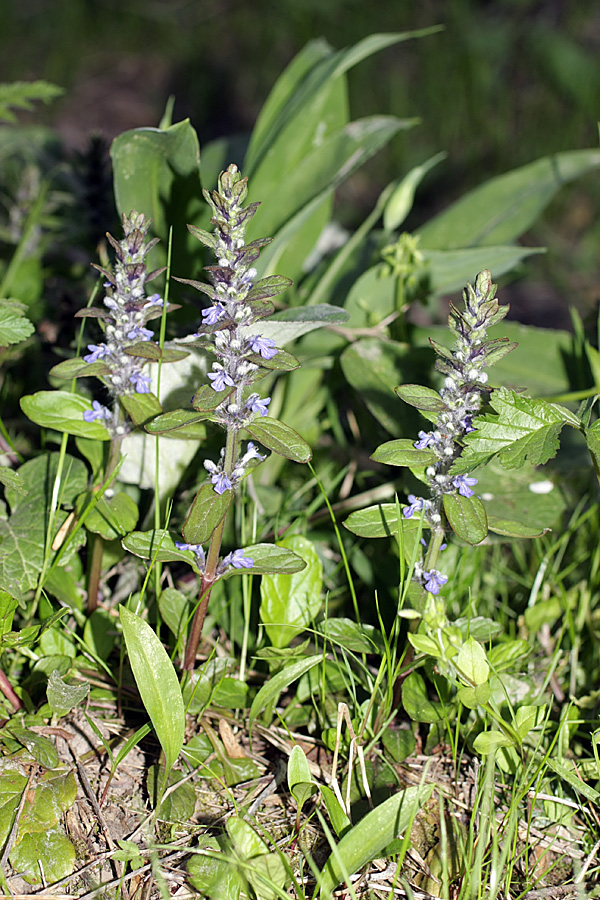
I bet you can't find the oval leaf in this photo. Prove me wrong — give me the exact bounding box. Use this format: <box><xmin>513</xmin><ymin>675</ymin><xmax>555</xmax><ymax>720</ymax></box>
<box><xmin>394</xmin><ymin>384</ymin><xmax>447</xmax><ymax>412</ymax></box>
<box><xmin>259</xmin><ymin>535</ymin><xmax>322</xmax><ymax>648</ymax></box>
<box><xmin>183</xmin><ymin>484</ymin><xmax>232</xmax><ymax>544</ymax></box>
<box><xmin>21</xmin><ymin>391</ymin><xmax>111</xmax><ymax>440</ymax></box>
<box><xmin>119</xmin><ymin>606</ymin><xmax>185</xmax><ymax>772</ymax></box>
<box><xmin>221</xmin><ymin>542</ymin><xmax>306</xmax><ymax>578</ymax></box>
<box><xmin>443</xmin><ymin>492</ymin><xmax>488</xmax><ymax>545</ymax></box>
<box><xmin>245</xmin><ymin>418</ymin><xmax>312</xmax><ymax>462</ymax></box>
<box><xmin>371</xmin><ymin>438</ymin><xmax>436</xmax><ymax>467</ymax></box>
<box><xmin>123</xmin><ymin>529</ymin><xmax>202</xmax><ymax>568</ymax></box>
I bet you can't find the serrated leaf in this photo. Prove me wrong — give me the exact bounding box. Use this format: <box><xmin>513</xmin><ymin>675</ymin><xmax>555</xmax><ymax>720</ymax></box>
<box><xmin>183</xmin><ymin>483</ymin><xmax>233</xmax><ymax>544</ymax></box>
<box><xmin>21</xmin><ymin>391</ymin><xmax>111</xmax><ymax>440</ymax></box>
<box><xmin>459</xmin><ymin>388</ymin><xmax>569</xmax><ymax>470</ymax></box>
<box><xmin>259</xmin><ymin>536</ymin><xmax>322</xmax><ymax>648</ymax></box>
<box><xmin>0</xmin><ymin>80</ymin><xmax>63</xmax><ymax>122</ymax></box>
<box><xmin>443</xmin><ymin>492</ymin><xmax>488</xmax><ymax>545</ymax></box>
<box><xmin>120</xmin><ymin>607</ymin><xmax>185</xmax><ymax>773</ymax></box>
<box><xmin>245</xmin><ymin>417</ymin><xmax>312</xmax><ymax>462</ymax></box>
<box><xmin>371</xmin><ymin>438</ymin><xmax>436</xmax><ymax>467</ymax></box>
<box><xmin>0</xmin><ymin>306</ymin><xmax>35</xmax><ymax>345</ymax></box>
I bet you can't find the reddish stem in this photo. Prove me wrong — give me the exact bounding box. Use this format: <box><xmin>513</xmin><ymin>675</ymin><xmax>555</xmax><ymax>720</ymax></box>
<box><xmin>0</xmin><ymin>669</ymin><xmax>22</xmax><ymax>712</ymax></box>
<box><xmin>183</xmin><ymin>576</ymin><xmax>214</xmax><ymax>671</ymax></box>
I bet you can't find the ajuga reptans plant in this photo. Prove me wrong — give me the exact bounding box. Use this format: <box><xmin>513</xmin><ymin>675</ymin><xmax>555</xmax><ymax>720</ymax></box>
<box><xmin>145</xmin><ymin>164</ymin><xmax>311</xmax><ymax>671</ymax></box>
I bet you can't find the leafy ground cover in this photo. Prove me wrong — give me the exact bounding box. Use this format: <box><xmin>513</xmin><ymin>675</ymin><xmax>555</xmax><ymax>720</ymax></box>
<box><xmin>2</xmin><ymin>29</ymin><xmax>600</xmax><ymax>899</ymax></box>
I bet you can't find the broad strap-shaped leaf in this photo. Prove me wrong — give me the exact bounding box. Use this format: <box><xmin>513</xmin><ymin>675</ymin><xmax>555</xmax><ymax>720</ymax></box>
<box><xmin>422</xmin><ymin>246</ymin><xmax>545</xmax><ymax>296</ymax></box>
<box><xmin>221</xmin><ymin>542</ymin><xmax>306</xmax><ymax>579</ymax></box>
<box><xmin>241</xmin><ymin>303</ymin><xmax>349</xmax><ymax>346</ymax></box>
<box><xmin>259</xmin><ymin>535</ymin><xmax>321</xmax><ymax>649</ymax></box>
<box><xmin>182</xmin><ymin>483</ymin><xmax>232</xmax><ymax>544</ymax></box>
<box><xmin>120</xmin><ymin>392</ymin><xmax>162</xmax><ymax>427</ymax></box>
<box><xmin>245</xmin><ymin>417</ymin><xmax>312</xmax><ymax>462</ymax></box>
<box><xmin>417</xmin><ymin>149</ymin><xmax>600</xmax><ymax>250</ymax></box>
<box><xmin>191</xmin><ymin>384</ymin><xmax>233</xmax><ymax>412</ymax></box>
<box><xmin>395</xmin><ymin>384</ymin><xmax>447</xmax><ymax>412</ymax></box>
<box><xmin>21</xmin><ymin>391</ymin><xmax>111</xmax><ymax>440</ymax></box>
<box><xmin>457</xmin><ymin>388</ymin><xmax>574</xmax><ymax>471</ymax></box>
<box><xmin>371</xmin><ymin>438</ymin><xmax>436</xmax><ymax>467</ymax></box>
<box><xmin>49</xmin><ymin>357</ymin><xmax>110</xmax><ymax>379</ymax></box>
<box><xmin>443</xmin><ymin>493</ymin><xmax>488</xmax><ymax>545</ymax></box>
<box><xmin>319</xmin><ymin>784</ymin><xmax>434</xmax><ymax>897</ymax></box>
<box><xmin>249</xmin><ymin>656</ymin><xmax>323</xmax><ymax>734</ymax></box>
<box><xmin>122</xmin><ymin>529</ymin><xmax>203</xmax><ymax>569</ymax></box>
<box><xmin>344</xmin><ymin>504</ymin><xmax>421</xmax><ymax>540</ymax></box>
<box><xmin>487</xmin><ymin>516</ymin><xmax>550</xmax><ymax>539</ymax></box>
<box><xmin>120</xmin><ymin>606</ymin><xmax>185</xmax><ymax>773</ymax></box>
<box><xmin>123</xmin><ymin>342</ymin><xmax>189</xmax><ymax>362</ymax></box>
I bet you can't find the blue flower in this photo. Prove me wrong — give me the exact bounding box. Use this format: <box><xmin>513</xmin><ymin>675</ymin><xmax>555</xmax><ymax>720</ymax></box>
<box><xmin>202</xmin><ymin>303</ymin><xmax>226</xmax><ymax>326</ymax></box>
<box><xmin>249</xmin><ymin>335</ymin><xmax>278</xmax><ymax>360</ymax></box>
<box><xmin>175</xmin><ymin>542</ymin><xmax>206</xmax><ymax>567</ymax></box>
<box><xmin>461</xmin><ymin>415</ymin><xmax>476</xmax><ymax>434</ymax></box>
<box><xmin>453</xmin><ymin>475</ymin><xmax>478</xmax><ymax>498</ymax></box>
<box><xmin>129</xmin><ymin>371</ymin><xmax>152</xmax><ymax>393</ymax></box>
<box><xmin>84</xmin><ymin>344</ymin><xmax>109</xmax><ymax>363</ymax></box>
<box><xmin>127</xmin><ymin>326</ymin><xmax>153</xmax><ymax>342</ymax></box>
<box><xmin>144</xmin><ymin>293</ymin><xmax>163</xmax><ymax>307</ymax></box>
<box><xmin>402</xmin><ymin>494</ymin><xmax>427</xmax><ymax>519</ymax></box>
<box><xmin>423</xmin><ymin>569</ymin><xmax>448</xmax><ymax>594</ymax></box>
<box><xmin>83</xmin><ymin>400</ymin><xmax>111</xmax><ymax>422</ymax></box>
<box><xmin>221</xmin><ymin>549</ymin><xmax>254</xmax><ymax>570</ymax></box>
<box><xmin>414</xmin><ymin>430</ymin><xmax>437</xmax><ymax>450</ymax></box>
<box><xmin>208</xmin><ymin>368</ymin><xmax>235</xmax><ymax>392</ymax></box>
<box><xmin>211</xmin><ymin>472</ymin><xmax>233</xmax><ymax>495</ymax></box>
<box><xmin>247</xmin><ymin>395</ymin><xmax>271</xmax><ymax>417</ymax></box>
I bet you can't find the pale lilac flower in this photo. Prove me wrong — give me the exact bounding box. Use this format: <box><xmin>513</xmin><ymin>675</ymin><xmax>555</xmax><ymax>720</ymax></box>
<box><xmin>175</xmin><ymin>542</ymin><xmax>206</xmax><ymax>567</ymax></box>
<box><xmin>414</xmin><ymin>430</ymin><xmax>437</xmax><ymax>450</ymax></box>
<box><xmin>202</xmin><ymin>303</ymin><xmax>226</xmax><ymax>325</ymax></box>
<box><xmin>127</xmin><ymin>326</ymin><xmax>153</xmax><ymax>341</ymax></box>
<box><xmin>247</xmin><ymin>395</ymin><xmax>271</xmax><ymax>417</ymax></box>
<box><xmin>211</xmin><ymin>472</ymin><xmax>233</xmax><ymax>494</ymax></box>
<box><xmin>84</xmin><ymin>344</ymin><xmax>109</xmax><ymax>363</ymax></box>
<box><xmin>208</xmin><ymin>368</ymin><xmax>235</xmax><ymax>392</ymax></box>
<box><xmin>423</xmin><ymin>569</ymin><xmax>448</xmax><ymax>594</ymax></box>
<box><xmin>144</xmin><ymin>293</ymin><xmax>163</xmax><ymax>307</ymax></box>
<box><xmin>453</xmin><ymin>475</ymin><xmax>478</xmax><ymax>498</ymax></box>
<box><xmin>241</xmin><ymin>442</ymin><xmax>265</xmax><ymax>465</ymax></box>
<box><xmin>84</xmin><ymin>400</ymin><xmax>111</xmax><ymax>422</ymax></box>
<box><xmin>249</xmin><ymin>335</ymin><xmax>278</xmax><ymax>360</ymax></box>
<box><xmin>222</xmin><ymin>549</ymin><xmax>254</xmax><ymax>570</ymax></box>
<box><xmin>129</xmin><ymin>371</ymin><xmax>152</xmax><ymax>393</ymax></box>
<box><xmin>403</xmin><ymin>494</ymin><xmax>427</xmax><ymax>519</ymax></box>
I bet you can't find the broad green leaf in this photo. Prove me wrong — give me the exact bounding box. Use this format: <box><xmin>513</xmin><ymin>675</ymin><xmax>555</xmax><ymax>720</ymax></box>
<box><xmin>487</xmin><ymin>517</ymin><xmax>550</xmax><ymax>539</ymax></box>
<box><xmin>443</xmin><ymin>493</ymin><xmax>488</xmax><ymax>545</ymax></box>
<box><xmin>384</xmin><ymin>152</ymin><xmax>446</xmax><ymax>231</ymax></box>
<box><xmin>84</xmin><ymin>492</ymin><xmax>139</xmax><ymax>541</ymax></box>
<box><xmin>111</xmin><ymin>119</ymin><xmax>204</xmax><ymax>274</ymax></box>
<box><xmin>222</xmin><ymin>543</ymin><xmax>306</xmax><ymax>578</ymax></box>
<box><xmin>144</xmin><ymin>408</ymin><xmax>209</xmax><ymax>436</ymax></box>
<box><xmin>227</xmin><ymin>817</ymin><xmax>288</xmax><ymax>900</ymax></box>
<box><xmin>123</xmin><ymin>342</ymin><xmax>188</xmax><ymax>362</ymax></box>
<box><xmin>0</xmin><ymin>305</ymin><xmax>35</xmax><ymax>345</ymax></box>
<box><xmin>458</xmin><ymin>388</ymin><xmax>570</xmax><ymax>470</ymax></box>
<box><xmin>418</xmin><ymin>149</ymin><xmax>600</xmax><ymax>249</ymax></box>
<box><xmin>516</xmin><ymin>704</ymin><xmax>545</xmax><ymax>739</ymax></box>
<box><xmin>395</xmin><ymin>384</ymin><xmax>446</xmax><ymax>412</ymax></box>
<box><xmin>401</xmin><ymin>672</ymin><xmax>444</xmax><ymax>723</ymax></box>
<box><xmin>120</xmin><ymin>392</ymin><xmax>162</xmax><ymax>427</ymax></box>
<box><xmin>8</xmin><ymin>726</ymin><xmax>59</xmax><ymax>769</ymax></box>
<box><xmin>319</xmin><ymin>784</ymin><xmax>351</xmax><ymax>838</ymax></box>
<box><xmin>119</xmin><ymin>606</ymin><xmax>185</xmax><ymax>773</ymax></box>
<box><xmin>546</xmin><ymin>759</ymin><xmax>600</xmax><ymax>805</ymax></box>
<box><xmin>187</xmin><ymin>835</ymin><xmax>243</xmax><ymax>900</ymax></box>
<box><xmin>83</xmin><ymin>608</ymin><xmax>116</xmax><ymax>661</ymax></box>
<box><xmin>473</xmin><ymin>730</ymin><xmax>515</xmax><ymax>754</ymax></box>
<box><xmin>288</xmin><ymin>745</ymin><xmax>318</xmax><ymax>813</ymax></box>
<box><xmin>0</xmin><ymin>591</ymin><xmax>18</xmax><ymax>636</ymax></box>
<box><xmin>0</xmin><ymin>467</ymin><xmax>27</xmax><ymax>496</ymax></box>
<box><xmin>259</xmin><ymin>536</ymin><xmax>322</xmax><ymax>648</ymax></box>
<box><xmin>0</xmin><ymin>453</ymin><xmax>87</xmax><ymax>601</ymax></box>
<box><xmin>245</xmin><ymin>417</ymin><xmax>312</xmax><ymax>463</ymax></box>
<box><xmin>458</xmin><ymin>683</ymin><xmax>491</xmax><ymax>709</ymax></box>
<box><xmin>159</xmin><ymin>588</ymin><xmax>189</xmax><ymax>640</ymax></box>
<box><xmin>249</xmin><ymin>656</ymin><xmax>323</xmax><ymax>733</ymax></box>
<box><xmin>317</xmin><ymin>617</ymin><xmax>383</xmax><ymax>653</ymax></box>
<box><xmin>343</xmin><ymin>263</ymin><xmax>396</xmax><ymax>329</ymax></box>
<box><xmin>422</xmin><ymin>245</ymin><xmax>545</xmax><ymax>295</ymax></box>
<box><xmin>319</xmin><ymin>783</ymin><xmax>433</xmax><ymax>897</ymax></box>
<box><xmin>586</xmin><ymin>419</ymin><xmax>600</xmax><ymax>471</ymax></box>
<box><xmin>183</xmin><ymin>484</ymin><xmax>233</xmax><ymax>544</ymax></box>
<box><xmin>46</xmin><ymin>670</ymin><xmax>90</xmax><ymax>718</ymax></box>
<box><xmin>343</xmin><ymin>505</ymin><xmax>422</xmax><ymax>552</ymax></box>
<box><xmin>382</xmin><ymin>729</ymin><xmax>416</xmax><ymax>763</ymax></box>
<box><xmin>340</xmin><ymin>338</ymin><xmax>432</xmax><ymax>434</ymax></box>
<box><xmin>455</xmin><ymin>637</ymin><xmax>489</xmax><ymax>686</ymax></box>
<box><xmin>487</xmin><ymin>639</ymin><xmax>531</xmax><ymax>672</ymax></box>
<box><xmin>49</xmin><ymin>356</ymin><xmax>109</xmax><ymax>380</ymax></box>
<box><xmin>122</xmin><ymin>529</ymin><xmax>202</xmax><ymax>568</ymax></box>
<box><xmin>371</xmin><ymin>438</ymin><xmax>436</xmax><ymax>467</ymax></box>
<box><xmin>10</xmin><ymin>829</ymin><xmax>76</xmax><ymax>886</ymax></box>
<box><xmin>242</xmin><ymin>304</ymin><xmax>348</xmax><ymax>345</ymax></box>
<box><xmin>21</xmin><ymin>391</ymin><xmax>111</xmax><ymax>440</ymax></box>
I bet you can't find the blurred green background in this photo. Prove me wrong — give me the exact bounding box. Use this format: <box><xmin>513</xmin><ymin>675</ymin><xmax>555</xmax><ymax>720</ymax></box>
<box><xmin>3</xmin><ymin>0</ymin><xmax>600</xmax><ymax>328</ymax></box>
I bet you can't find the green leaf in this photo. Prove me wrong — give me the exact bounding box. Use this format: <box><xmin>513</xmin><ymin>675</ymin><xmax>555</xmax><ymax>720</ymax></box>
<box><xmin>0</xmin><ymin>453</ymin><xmax>87</xmax><ymax>601</ymax></box>
<box><xmin>0</xmin><ymin>467</ymin><xmax>27</xmax><ymax>496</ymax></box>
<box><xmin>371</xmin><ymin>438</ymin><xmax>436</xmax><ymax>467</ymax></box>
<box><xmin>0</xmin><ymin>80</ymin><xmax>63</xmax><ymax>122</ymax></box>
<box><xmin>343</xmin><ymin>505</ymin><xmax>422</xmax><ymax>555</ymax></box>
<box><xmin>319</xmin><ymin>784</ymin><xmax>352</xmax><ymax>838</ymax></box>
<box><xmin>487</xmin><ymin>516</ymin><xmax>550</xmax><ymax>539</ymax></box>
<box><xmin>417</xmin><ymin>149</ymin><xmax>600</xmax><ymax>249</ymax></box>
<box><xmin>317</xmin><ymin>617</ymin><xmax>383</xmax><ymax>653</ymax></box>
<box><xmin>259</xmin><ymin>536</ymin><xmax>322</xmax><ymax>648</ymax></box>
<box><xmin>384</xmin><ymin>152</ymin><xmax>446</xmax><ymax>231</ymax></box>
<box><xmin>49</xmin><ymin>356</ymin><xmax>109</xmax><ymax>380</ymax></box>
<box><xmin>288</xmin><ymin>745</ymin><xmax>318</xmax><ymax>813</ymax></box>
<box><xmin>122</xmin><ymin>529</ymin><xmax>202</xmax><ymax>568</ymax></box>
<box><xmin>183</xmin><ymin>484</ymin><xmax>233</xmax><ymax>544</ymax></box>
<box><xmin>243</xmin><ymin>304</ymin><xmax>348</xmax><ymax>346</ymax></box>
<box><xmin>545</xmin><ymin>758</ymin><xmax>600</xmax><ymax>805</ymax></box>
<box><xmin>458</xmin><ymin>388</ymin><xmax>570</xmax><ymax>471</ymax></box>
<box><xmin>458</xmin><ymin>683</ymin><xmax>492</xmax><ymax>710</ymax></box>
<box><xmin>222</xmin><ymin>543</ymin><xmax>306</xmax><ymax>578</ymax></box>
<box><xmin>124</xmin><ymin>342</ymin><xmax>188</xmax><ymax>362</ymax></box>
<box><xmin>187</xmin><ymin>835</ymin><xmax>243</xmax><ymax>900</ymax></box>
<box><xmin>10</xmin><ymin>829</ymin><xmax>75</xmax><ymax>886</ymax></box>
<box><xmin>8</xmin><ymin>725</ymin><xmax>59</xmax><ymax>769</ymax></box>
<box><xmin>120</xmin><ymin>392</ymin><xmax>162</xmax><ymax>427</ymax></box>
<box><xmin>319</xmin><ymin>783</ymin><xmax>434</xmax><ymax>897</ymax></box>
<box><xmin>401</xmin><ymin>672</ymin><xmax>444</xmax><ymax>723</ymax></box>
<box><xmin>586</xmin><ymin>419</ymin><xmax>600</xmax><ymax>471</ymax></box>
<box><xmin>46</xmin><ymin>670</ymin><xmax>90</xmax><ymax>718</ymax></box>
<box><xmin>249</xmin><ymin>656</ymin><xmax>323</xmax><ymax>733</ymax></box>
<box><xmin>443</xmin><ymin>493</ymin><xmax>488</xmax><ymax>545</ymax></box>
<box><xmin>382</xmin><ymin>729</ymin><xmax>416</xmax><ymax>763</ymax></box>
<box><xmin>395</xmin><ymin>384</ymin><xmax>447</xmax><ymax>412</ymax></box>
<box><xmin>245</xmin><ymin>417</ymin><xmax>312</xmax><ymax>463</ymax></box>
<box><xmin>20</xmin><ymin>391</ymin><xmax>111</xmax><ymax>440</ymax></box>
<box><xmin>0</xmin><ymin>304</ymin><xmax>35</xmax><ymax>345</ymax></box>
<box><xmin>119</xmin><ymin>606</ymin><xmax>185</xmax><ymax>773</ymax></box>
<box><xmin>455</xmin><ymin>636</ymin><xmax>489</xmax><ymax>686</ymax></box>
<box><xmin>84</xmin><ymin>492</ymin><xmax>139</xmax><ymax>541</ymax></box>
<box><xmin>473</xmin><ymin>730</ymin><xmax>514</xmax><ymax>754</ymax></box>
<box><xmin>158</xmin><ymin>588</ymin><xmax>189</xmax><ymax>640</ymax></box>
<box><xmin>144</xmin><ymin>408</ymin><xmax>209</xmax><ymax>437</ymax></box>
<box><xmin>422</xmin><ymin>245</ymin><xmax>545</xmax><ymax>295</ymax></box>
